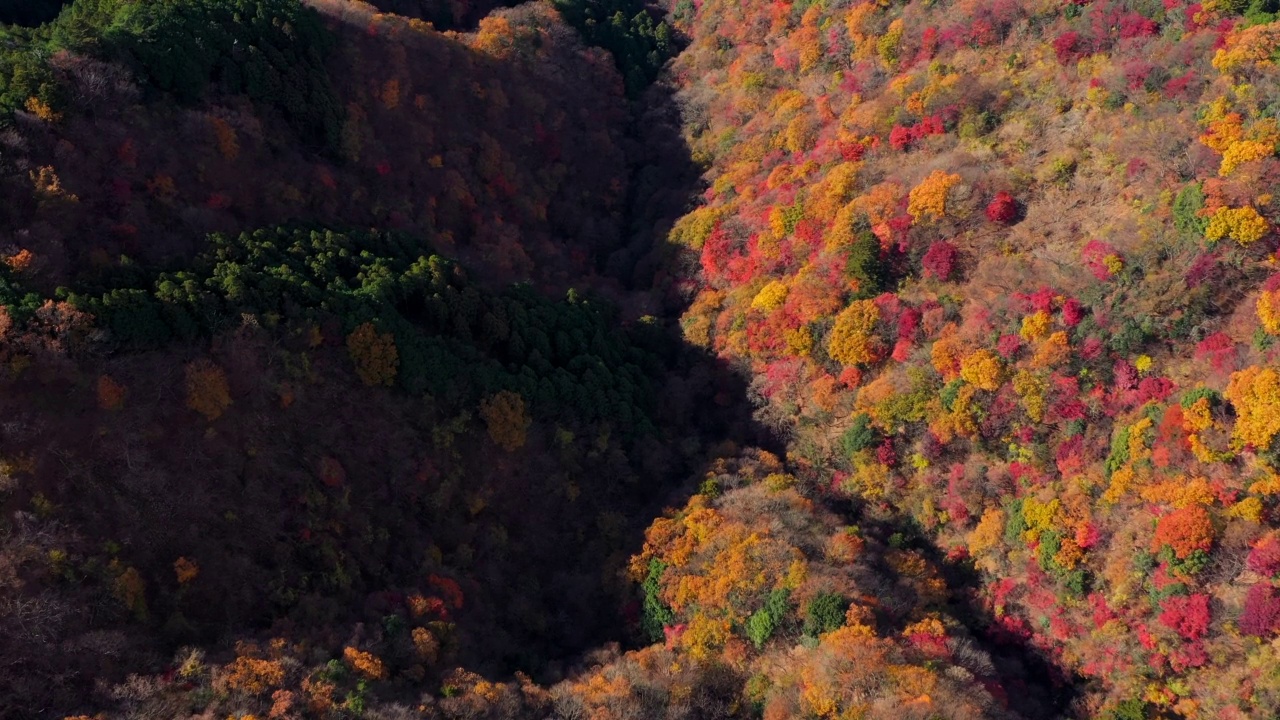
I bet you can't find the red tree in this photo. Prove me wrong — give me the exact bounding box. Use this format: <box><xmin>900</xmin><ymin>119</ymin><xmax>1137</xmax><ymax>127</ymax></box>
<box><xmin>1158</xmin><ymin>594</ymin><xmax>1211</xmax><ymax>640</ymax></box>
<box><xmin>922</xmin><ymin>240</ymin><xmax>958</xmax><ymax>280</ymax></box>
<box><xmin>1248</xmin><ymin>534</ymin><xmax>1280</xmax><ymax>578</ymax></box>
<box><xmin>985</xmin><ymin>192</ymin><xmax>1020</xmax><ymax>224</ymax></box>
<box><xmin>1053</xmin><ymin>31</ymin><xmax>1081</xmax><ymax>64</ymax></box>
<box><xmin>1240</xmin><ymin>584</ymin><xmax>1280</xmax><ymax>637</ymax></box>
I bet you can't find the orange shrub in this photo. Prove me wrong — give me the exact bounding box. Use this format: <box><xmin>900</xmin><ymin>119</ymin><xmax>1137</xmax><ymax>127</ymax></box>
<box><xmin>97</xmin><ymin>375</ymin><xmax>126</xmax><ymax>411</ymax></box>
<box><xmin>1151</xmin><ymin>506</ymin><xmax>1214</xmax><ymax>560</ymax></box>
<box><xmin>1030</xmin><ymin>331</ymin><xmax>1070</xmax><ymax>369</ymax></box>
<box><xmin>174</xmin><ymin>557</ymin><xmax>199</xmax><ymax>584</ymax></box>
<box><xmin>220</xmin><ymin>656</ymin><xmax>286</xmax><ymax>695</ymax></box>
<box><xmin>343</xmin><ymin>647</ymin><xmax>388</xmax><ymax>680</ymax></box>
<box><xmin>210</xmin><ymin>117</ymin><xmax>240</xmax><ymax>161</ymax></box>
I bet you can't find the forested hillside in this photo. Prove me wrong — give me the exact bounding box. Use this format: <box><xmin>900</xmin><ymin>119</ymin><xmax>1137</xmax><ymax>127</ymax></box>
<box><xmin>655</xmin><ymin>0</ymin><xmax>1280</xmax><ymax>716</ymax></box>
<box><xmin>0</xmin><ymin>0</ymin><xmax>723</xmax><ymax>715</ymax></box>
<box><xmin>2</xmin><ymin>0</ymin><xmax>1280</xmax><ymax>719</ymax></box>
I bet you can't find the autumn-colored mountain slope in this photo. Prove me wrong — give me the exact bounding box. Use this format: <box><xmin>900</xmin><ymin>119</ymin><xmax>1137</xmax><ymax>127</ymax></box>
<box><xmin>0</xmin><ymin>1</ymin><xmax>1035</xmax><ymax>719</ymax></box>
<box><xmin>11</xmin><ymin>0</ymin><xmax>1280</xmax><ymax>719</ymax></box>
<box><xmin>348</xmin><ymin>0</ymin><xmax>1280</xmax><ymax>717</ymax></box>
<box><xmin>647</xmin><ymin>0</ymin><xmax>1280</xmax><ymax>717</ymax></box>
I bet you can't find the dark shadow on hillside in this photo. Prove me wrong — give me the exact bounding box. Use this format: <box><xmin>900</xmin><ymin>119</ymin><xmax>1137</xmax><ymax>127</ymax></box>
<box><xmin>0</xmin><ymin>0</ymin><xmax>69</xmax><ymax>26</ymax></box>
<box><xmin>0</xmin><ymin>5</ymin><xmax>775</xmax><ymax>717</ymax></box>
<box><xmin>608</xmin><ymin>77</ymin><xmax>703</xmax><ymax>299</ymax></box>
<box><xmin>2</xmin><ymin>0</ymin><xmax>633</xmax><ymax>297</ymax></box>
<box><xmin>0</xmin><ymin>5</ymin><xmax>1083</xmax><ymax>720</ymax></box>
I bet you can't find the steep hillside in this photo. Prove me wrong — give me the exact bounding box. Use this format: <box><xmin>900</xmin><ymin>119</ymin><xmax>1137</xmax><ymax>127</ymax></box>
<box><xmin>1</xmin><ymin>0</ymin><xmax>633</xmax><ymax>295</ymax></box>
<box><xmin>4</xmin><ymin>0</ymin><xmax>1280</xmax><ymax>719</ymax></box>
<box><xmin>652</xmin><ymin>0</ymin><xmax>1280</xmax><ymax>717</ymax></box>
<box><xmin>0</xmin><ymin>0</ymin><xmax>733</xmax><ymax>716</ymax></box>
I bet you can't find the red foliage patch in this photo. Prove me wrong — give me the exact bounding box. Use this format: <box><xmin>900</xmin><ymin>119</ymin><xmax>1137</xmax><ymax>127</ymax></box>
<box><xmin>1053</xmin><ymin>31</ymin><xmax>1082</xmax><ymax>64</ymax></box>
<box><xmin>1158</xmin><ymin>593</ymin><xmax>1211</xmax><ymax>640</ymax></box>
<box><xmin>428</xmin><ymin>574</ymin><xmax>465</xmax><ymax>609</ymax></box>
<box><xmin>877</xmin><ymin>439</ymin><xmax>898</xmax><ymax>468</ymax></box>
<box><xmin>1163</xmin><ymin>70</ymin><xmax>1196</xmax><ymax>98</ymax></box>
<box><xmin>1123</xmin><ymin>59</ymin><xmax>1154</xmax><ymax>91</ymax></box>
<box><xmin>838</xmin><ymin>140</ymin><xmax>867</xmax><ymax>161</ymax></box>
<box><xmin>1061</xmin><ymin>297</ymin><xmax>1085</xmax><ymax>327</ymax></box>
<box><xmin>1195</xmin><ymin>332</ymin><xmax>1237</xmax><ymax>372</ymax></box>
<box><xmin>1247</xmin><ymin>534</ymin><xmax>1280</xmax><ymax>578</ymax></box>
<box><xmin>996</xmin><ymin>334</ymin><xmax>1022</xmax><ymax>358</ymax></box>
<box><xmin>1240</xmin><ymin>584</ymin><xmax>1280</xmax><ymax>637</ymax></box>
<box><xmin>1185</xmin><ymin>253</ymin><xmax>1217</xmax><ymax>288</ymax></box>
<box><xmin>1118</xmin><ymin>12</ymin><xmax>1158</xmax><ymax>39</ymax></box>
<box><xmin>888</xmin><ymin>115</ymin><xmax>945</xmax><ymax>151</ymax></box>
<box><xmin>897</xmin><ymin>307</ymin><xmax>920</xmax><ymax>340</ymax></box>
<box><xmin>985</xmin><ymin>191</ymin><xmax>1020</xmax><ymax>224</ymax></box>
<box><xmin>922</xmin><ymin>240</ymin><xmax>958</xmax><ymax>281</ymax></box>
<box><xmin>1082</xmin><ymin>239</ymin><xmax>1122</xmax><ymax>280</ymax></box>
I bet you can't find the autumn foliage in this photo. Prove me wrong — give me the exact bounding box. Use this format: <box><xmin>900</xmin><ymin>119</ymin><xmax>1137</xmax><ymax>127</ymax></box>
<box><xmin>478</xmin><ymin>390</ymin><xmax>531</xmax><ymax>452</ymax></box>
<box><xmin>184</xmin><ymin>359</ymin><xmax>232</xmax><ymax>421</ymax></box>
<box><xmin>8</xmin><ymin>0</ymin><xmax>1280</xmax><ymax>718</ymax></box>
<box><xmin>984</xmin><ymin>191</ymin><xmax>1020</xmax><ymax>224</ymax></box>
<box><xmin>96</xmin><ymin>374</ymin><xmax>126</xmax><ymax>410</ymax></box>
<box><xmin>828</xmin><ymin>304</ymin><xmax>877</xmax><ymax>362</ymax></box>
<box><xmin>346</xmin><ymin>322</ymin><xmax>399</xmax><ymax>387</ymax></box>
<box><xmin>1152</xmin><ymin>507</ymin><xmax>1215</xmax><ymax>560</ymax></box>
<box><xmin>921</xmin><ymin>240</ymin><xmax>957</xmax><ymax>281</ymax></box>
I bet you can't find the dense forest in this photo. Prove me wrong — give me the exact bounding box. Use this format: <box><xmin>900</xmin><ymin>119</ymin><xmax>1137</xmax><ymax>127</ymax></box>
<box><xmin>1</xmin><ymin>0</ymin><xmax>1280</xmax><ymax>719</ymax></box>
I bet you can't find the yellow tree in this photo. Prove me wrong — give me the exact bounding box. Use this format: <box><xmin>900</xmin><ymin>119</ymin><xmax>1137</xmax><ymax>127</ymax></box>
<box><xmin>752</xmin><ymin>280</ymin><xmax>790</xmax><ymax>311</ymax></box>
<box><xmin>347</xmin><ymin>322</ymin><xmax>399</xmax><ymax>387</ymax></box>
<box><xmin>1258</xmin><ymin>287</ymin><xmax>1280</xmax><ymax>335</ymax></box>
<box><xmin>380</xmin><ymin>78</ymin><xmax>402</xmax><ymax>110</ymax></box>
<box><xmin>907</xmin><ymin>170</ymin><xmax>962</xmax><ymax>223</ymax></box>
<box><xmin>959</xmin><ymin>349</ymin><xmax>1004</xmax><ymax>391</ymax></box>
<box><xmin>1205</xmin><ymin>206</ymin><xmax>1269</xmax><ymax>245</ymax></box>
<box><xmin>185</xmin><ymin>359</ymin><xmax>231</xmax><ymax>421</ymax></box>
<box><xmin>1226</xmin><ymin>366</ymin><xmax>1280</xmax><ymax>452</ymax></box>
<box><xmin>480</xmin><ymin>390</ymin><xmax>531</xmax><ymax>451</ymax></box>
<box><xmin>1220</xmin><ymin>140</ymin><xmax>1273</xmax><ymax>176</ymax></box>
<box><xmin>968</xmin><ymin>508</ymin><xmax>1004</xmax><ymax>557</ymax></box>
<box><xmin>827</xmin><ymin>300</ymin><xmax>881</xmax><ymax>366</ymax></box>
<box><xmin>112</xmin><ymin>562</ymin><xmax>147</xmax><ymax>620</ymax></box>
